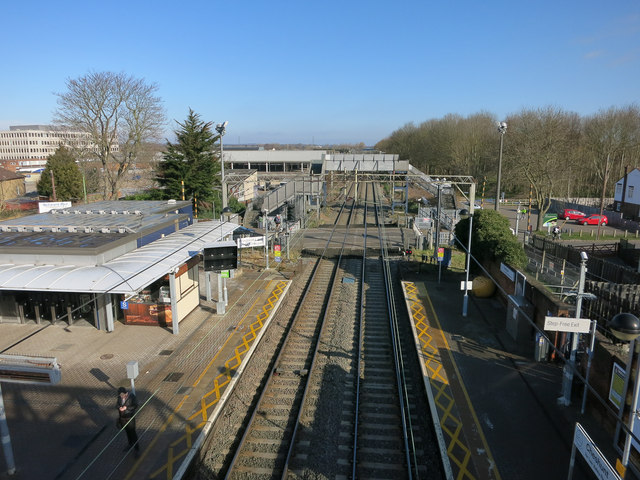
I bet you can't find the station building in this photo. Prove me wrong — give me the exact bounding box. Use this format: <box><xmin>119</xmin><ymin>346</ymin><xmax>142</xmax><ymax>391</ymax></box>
<box><xmin>0</xmin><ymin>200</ymin><xmax>239</xmax><ymax>333</ymax></box>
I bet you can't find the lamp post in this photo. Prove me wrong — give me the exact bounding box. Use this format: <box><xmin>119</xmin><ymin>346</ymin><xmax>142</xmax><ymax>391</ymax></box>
<box><xmin>560</xmin><ymin>251</ymin><xmax>588</xmax><ymax>406</ymax></box>
<box><xmin>462</xmin><ymin>183</ymin><xmax>476</xmax><ymax>317</ymax></box>
<box><xmin>216</xmin><ymin>121</ymin><xmax>228</xmax><ymax>209</ymax></box>
<box><xmin>609</xmin><ymin>312</ymin><xmax>640</xmax><ymax>478</ymax></box>
<box><xmin>264</xmin><ymin>209</ymin><xmax>269</xmax><ymax>270</ymax></box>
<box><xmin>495</xmin><ymin>121</ymin><xmax>507</xmax><ymax>211</ymax></box>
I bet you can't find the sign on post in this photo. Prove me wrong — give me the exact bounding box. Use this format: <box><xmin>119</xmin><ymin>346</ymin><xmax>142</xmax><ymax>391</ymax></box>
<box><xmin>544</xmin><ymin>316</ymin><xmax>592</xmax><ymax>334</ymax></box>
<box><xmin>568</xmin><ymin>423</ymin><xmax>620</xmax><ymax>480</ymax></box>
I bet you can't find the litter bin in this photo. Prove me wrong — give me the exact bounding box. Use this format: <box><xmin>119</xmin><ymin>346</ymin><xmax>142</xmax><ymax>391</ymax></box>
<box><xmin>534</xmin><ymin>332</ymin><xmax>549</xmax><ymax>362</ymax></box>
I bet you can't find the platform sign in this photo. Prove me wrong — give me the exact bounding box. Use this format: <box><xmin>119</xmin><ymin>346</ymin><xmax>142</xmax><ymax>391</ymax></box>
<box><xmin>460</xmin><ymin>281</ymin><xmax>473</xmax><ymax>290</ymax></box>
<box><xmin>544</xmin><ymin>316</ymin><xmax>591</xmax><ymax>333</ymax></box>
<box><xmin>609</xmin><ymin>362</ymin><xmax>625</xmax><ymax>410</ymax></box>
<box><xmin>437</xmin><ymin>247</ymin><xmax>444</xmax><ymax>262</ymax></box>
<box><xmin>568</xmin><ymin>423</ymin><xmax>620</xmax><ymax>480</ymax></box>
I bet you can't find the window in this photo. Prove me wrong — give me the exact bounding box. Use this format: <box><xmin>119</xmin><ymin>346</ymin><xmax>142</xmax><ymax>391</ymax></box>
<box><xmin>629</xmin><ymin>186</ymin><xmax>635</xmax><ymax>199</ymax></box>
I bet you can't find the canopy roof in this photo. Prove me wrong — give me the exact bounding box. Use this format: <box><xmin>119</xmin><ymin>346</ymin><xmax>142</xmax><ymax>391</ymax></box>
<box><xmin>0</xmin><ymin>221</ymin><xmax>240</xmax><ymax>294</ymax></box>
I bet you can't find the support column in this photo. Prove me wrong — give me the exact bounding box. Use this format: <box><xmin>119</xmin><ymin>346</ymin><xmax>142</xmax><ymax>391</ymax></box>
<box><xmin>170</xmin><ymin>270</ymin><xmax>179</xmax><ymax>335</ymax></box>
<box><xmin>217</xmin><ymin>273</ymin><xmax>226</xmax><ymax>314</ymax></box>
<box><xmin>105</xmin><ymin>295</ymin><xmax>114</xmax><ymax>332</ymax></box>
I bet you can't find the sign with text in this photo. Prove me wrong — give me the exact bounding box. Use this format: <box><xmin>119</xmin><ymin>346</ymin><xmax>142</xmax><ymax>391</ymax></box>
<box><xmin>544</xmin><ymin>316</ymin><xmax>591</xmax><ymax>333</ymax></box>
<box><xmin>39</xmin><ymin>201</ymin><xmax>72</xmax><ymax>213</ymax></box>
<box><xmin>571</xmin><ymin>423</ymin><xmax>620</xmax><ymax>480</ymax></box>
<box><xmin>609</xmin><ymin>362</ymin><xmax>625</xmax><ymax>410</ymax></box>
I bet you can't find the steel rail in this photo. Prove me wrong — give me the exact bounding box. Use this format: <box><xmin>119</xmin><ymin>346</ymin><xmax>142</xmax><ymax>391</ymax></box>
<box><xmin>375</xmin><ymin>182</ymin><xmax>420</xmax><ymax>478</ymax></box>
<box><xmin>280</xmin><ymin>181</ymin><xmax>361</xmax><ymax>477</ymax></box>
<box><xmin>224</xmin><ymin>183</ymin><xmax>358</xmax><ymax>479</ymax></box>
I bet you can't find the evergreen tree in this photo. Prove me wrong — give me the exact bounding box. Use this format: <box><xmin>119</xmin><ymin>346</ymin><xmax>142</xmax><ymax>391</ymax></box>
<box><xmin>157</xmin><ymin>109</ymin><xmax>219</xmax><ymax>207</ymax></box>
<box><xmin>455</xmin><ymin>209</ymin><xmax>526</xmax><ymax>269</ymax></box>
<box><xmin>37</xmin><ymin>146</ymin><xmax>83</xmax><ymax>201</ymax></box>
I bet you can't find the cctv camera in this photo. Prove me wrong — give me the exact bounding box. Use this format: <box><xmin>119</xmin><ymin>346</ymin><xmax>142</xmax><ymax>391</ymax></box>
<box><xmin>580</xmin><ymin>251</ymin><xmax>588</xmax><ymax>261</ymax></box>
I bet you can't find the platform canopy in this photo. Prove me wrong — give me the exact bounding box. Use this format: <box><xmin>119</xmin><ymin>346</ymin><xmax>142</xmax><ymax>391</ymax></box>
<box><xmin>0</xmin><ymin>221</ymin><xmax>240</xmax><ymax>294</ymax></box>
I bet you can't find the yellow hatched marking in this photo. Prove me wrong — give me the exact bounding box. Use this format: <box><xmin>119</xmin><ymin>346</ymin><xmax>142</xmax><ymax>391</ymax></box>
<box><xmin>405</xmin><ymin>282</ymin><xmax>476</xmax><ymax>480</ymax></box>
<box><xmin>148</xmin><ymin>280</ymin><xmax>288</xmax><ymax>479</ymax></box>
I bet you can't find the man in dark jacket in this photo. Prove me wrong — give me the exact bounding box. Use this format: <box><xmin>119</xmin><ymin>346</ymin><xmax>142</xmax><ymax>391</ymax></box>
<box><xmin>117</xmin><ymin>386</ymin><xmax>140</xmax><ymax>455</ymax></box>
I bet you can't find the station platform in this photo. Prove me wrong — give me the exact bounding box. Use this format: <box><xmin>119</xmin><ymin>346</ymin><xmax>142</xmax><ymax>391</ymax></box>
<box><xmin>0</xmin><ymin>259</ymin><xmax>630</xmax><ymax>480</ymax></box>
<box><xmin>400</xmin><ymin>262</ymin><xmax>628</xmax><ymax>480</ymax></box>
<box><xmin>0</xmin><ymin>266</ymin><xmax>290</xmax><ymax>480</ymax></box>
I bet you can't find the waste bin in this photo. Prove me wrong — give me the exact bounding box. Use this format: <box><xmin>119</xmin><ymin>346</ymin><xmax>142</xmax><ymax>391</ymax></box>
<box><xmin>534</xmin><ymin>332</ymin><xmax>549</xmax><ymax>362</ymax></box>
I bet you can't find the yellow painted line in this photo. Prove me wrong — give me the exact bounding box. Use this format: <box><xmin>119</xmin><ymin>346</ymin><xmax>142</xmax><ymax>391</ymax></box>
<box><xmin>144</xmin><ymin>279</ymin><xmax>288</xmax><ymax>479</ymax></box>
<box><xmin>405</xmin><ymin>281</ymin><xmax>501</xmax><ymax>480</ymax></box>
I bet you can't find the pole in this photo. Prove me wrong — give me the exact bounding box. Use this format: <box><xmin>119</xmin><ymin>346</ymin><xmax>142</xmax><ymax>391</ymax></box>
<box><xmin>462</xmin><ymin>213</ymin><xmax>473</xmax><ymax>317</ymax></box>
<box><xmin>220</xmin><ymin>134</ymin><xmax>227</xmax><ymax>209</ymax></box>
<box><xmin>580</xmin><ymin>320</ymin><xmax>597</xmax><ymax>414</ymax></box>
<box><xmin>495</xmin><ymin>131</ymin><xmax>504</xmax><ymax>211</ymax></box>
<box><xmin>50</xmin><ymin>170</ymin><xmax>57</xmax><ymax>202</ymax></box>
<box><xmin>0</xmin><ymin>383</ymin><xmax>16</xmax><ymax>476</ymax></box>
<box><xmin>82</xmin><ymin>173</ymin><xmax>87</xmax><ymax>203</ymax></box>
<box><xmin>435</xmin><ymin>184</ymin><xmax>442</xmax><ymax>283</ymax></box>
<box><xmin>560</xmin><ymin>254</ymin><xmax>587</xmax><ymax>406</ymax></box>
<box><xmin>264</xmin><ymin>210</ymin><xmax>269</xmax><ymax>270</ymax></box>
<box><xmin>217</xmin><ymin>272</ymin><xmax>225</xmax><ymax>314</ymax></box>
<box><xmin>622</xmin><ymin>341</ymin><xmax>640</xmax><ymax>476</ymax></box>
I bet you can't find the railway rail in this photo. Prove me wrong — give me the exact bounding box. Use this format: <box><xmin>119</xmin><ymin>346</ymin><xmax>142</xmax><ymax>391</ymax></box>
<box><xmin>208</xmin><ymin>181</ymin><xmax>443</xmax><ymax>479</ymax></box>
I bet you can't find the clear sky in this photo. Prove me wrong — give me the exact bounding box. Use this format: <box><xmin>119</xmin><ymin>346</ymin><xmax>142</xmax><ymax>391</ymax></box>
<box><xmin>1</xmin><ymin>1</ymin><xmax>638</xmax><ymax>146</ymax></box>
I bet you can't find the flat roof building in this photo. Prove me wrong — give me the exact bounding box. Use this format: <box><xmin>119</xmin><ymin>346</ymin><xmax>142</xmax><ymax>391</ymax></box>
<box><xmin>0</xmin><ymin>200</ymin><xmax>239</xmax><ymax>333</ymax></box>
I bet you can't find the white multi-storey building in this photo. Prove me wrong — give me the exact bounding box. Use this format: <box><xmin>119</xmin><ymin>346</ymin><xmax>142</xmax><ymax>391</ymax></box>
<box><xmin>0</xmin><ymin>125</ymin><xmax>98</xmax><ymax>171</ymax></box>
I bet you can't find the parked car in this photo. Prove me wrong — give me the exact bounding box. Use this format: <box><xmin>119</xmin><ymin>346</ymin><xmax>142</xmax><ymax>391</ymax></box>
<box><xmin>579</xmin><ymin>214</ymin><xmax>608</xmax><ymax>225</ymax></box>
<box><xmin>560</xmin><ymin>209</ymin><xmax>586</xmax><ymax>220</ymax></box>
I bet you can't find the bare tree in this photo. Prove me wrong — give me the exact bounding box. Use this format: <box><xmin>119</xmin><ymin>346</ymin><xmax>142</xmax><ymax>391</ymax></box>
<box><xmin>582</xmin><ymin>105</ymin><xmax>640</xmax><ymax>215</ymax></box>
<box><xmin>505</xmin><ymin>107</ymin><xmax>581</xmax><ymax>230</ymax></box>
<box><xmin>54</xmin><ymin>71</ymin><xmax>166</xmax><ymax>199</ymax></box>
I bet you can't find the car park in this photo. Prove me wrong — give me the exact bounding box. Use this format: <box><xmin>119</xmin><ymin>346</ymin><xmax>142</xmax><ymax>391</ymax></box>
<box><xmin>560</xmin><ymin>209</ymin><xmax>586</xmax><ymax>220</ymax></box>
<box><xmin>579</xmin><ymin>214</ymin><xmax>608</xmax><ymax>225</ymax></box>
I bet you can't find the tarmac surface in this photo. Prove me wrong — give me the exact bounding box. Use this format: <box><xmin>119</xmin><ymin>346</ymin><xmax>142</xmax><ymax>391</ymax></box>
<box><xmin>0</xmin><ymin>258</ymin><xmax>632</xmax><ymax>480</ymax></box>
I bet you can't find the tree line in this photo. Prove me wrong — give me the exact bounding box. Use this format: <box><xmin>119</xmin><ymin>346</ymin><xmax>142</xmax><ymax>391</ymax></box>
<box><xmin>375</xmin><ymin>106</ymin><xmax>640</xmax><ymax>227</ymax></box>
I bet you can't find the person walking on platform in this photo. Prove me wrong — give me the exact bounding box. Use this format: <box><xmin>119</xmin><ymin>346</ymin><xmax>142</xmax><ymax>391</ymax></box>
<box><xmin>116</xmin><ymin>386</ymin><xmax>140</xmax><ymax>456</ymax></box>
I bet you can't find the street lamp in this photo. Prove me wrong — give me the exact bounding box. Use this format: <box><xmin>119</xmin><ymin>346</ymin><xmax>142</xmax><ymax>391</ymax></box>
<box><xmin>462</xmin><ymin>183</ymin><xmax>476</xmax><ymax>317</ymax></box>
<box><xmin>608</xmin><ymin>312</ymin><xmax>640</xmax><ymax>477</ymax></box>
<box><xmin>495</xmin><ymin>121</ymin><xmax>507</xmax><ymax>211</ymax></box>
<box><xmin>216</xmin><ymin>121</ymin><xmax>228</xmax><ymax>209</ymax></box>
<box><xmin>560</xmin><ymin>251</ymin><xmax>588</xmax><ymax>406</ymax></box>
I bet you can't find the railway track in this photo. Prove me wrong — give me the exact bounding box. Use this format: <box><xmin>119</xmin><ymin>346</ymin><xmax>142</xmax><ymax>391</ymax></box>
<box><xmin>207</xmin><ymin>181</ymin><xmax>443</xmax><ymax>479</ymax></box>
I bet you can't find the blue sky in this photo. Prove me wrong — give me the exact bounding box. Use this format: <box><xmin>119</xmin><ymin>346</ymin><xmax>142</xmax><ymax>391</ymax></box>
<box><xmin>1</xmin><ymin>1</ymin><xmax>638</xmax><ymax>146</ymax></box>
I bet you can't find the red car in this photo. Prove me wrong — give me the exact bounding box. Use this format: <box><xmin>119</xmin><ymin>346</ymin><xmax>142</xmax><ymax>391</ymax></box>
<box><xmin>560</xmin><ymin>209</ymin><xmax>586</xmax><ymax>220</ymax></box>
<box><xmin>579</xmin><ymin>214</ymin><xmax>608</xmax><ymax>226</ymax></box>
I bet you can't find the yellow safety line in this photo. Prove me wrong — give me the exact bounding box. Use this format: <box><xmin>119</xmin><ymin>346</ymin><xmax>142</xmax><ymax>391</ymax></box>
<box><xmin>145</xmin><ymin>280</ymin><xmax>287</xmax><ymax>479</ymax></box>
<box><xmin>406</xmin><ymin>281</ymin><xmax>502</xmax><ymax>480</ymax></box>
<box><xmin>405</xmin><ymin>282</ymin><xmax>475</xmax><ymax>480</ymax></box>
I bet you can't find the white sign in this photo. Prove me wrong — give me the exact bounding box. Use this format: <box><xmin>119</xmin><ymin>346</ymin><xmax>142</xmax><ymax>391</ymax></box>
<box><xmin>573</xmin><ymin>423</ymin><xmax>620</xmax><ymax>480</ymax></box>
<box><xmin>544</xmin><ymin>316</ymin><xmax>592</xmax><ymax>333</ymax></box>
<box><xmin>460</xmin><ymin>281</ymin><xmax>473</xmax><ymax>290</ymax></box>
<box><xmin>500</xmin><ymin>263</ymin><xmax>515</xmax><ymax>281</ymax></box>
<box><xmin>237</xmin><ymin>236</ymin><xmax>265</xmax><ymax>248</ymax></box>
<box><xmin>39</xmin><ymin>201</ymin><xmax>72</xmax><ymax>213</ymax></box>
